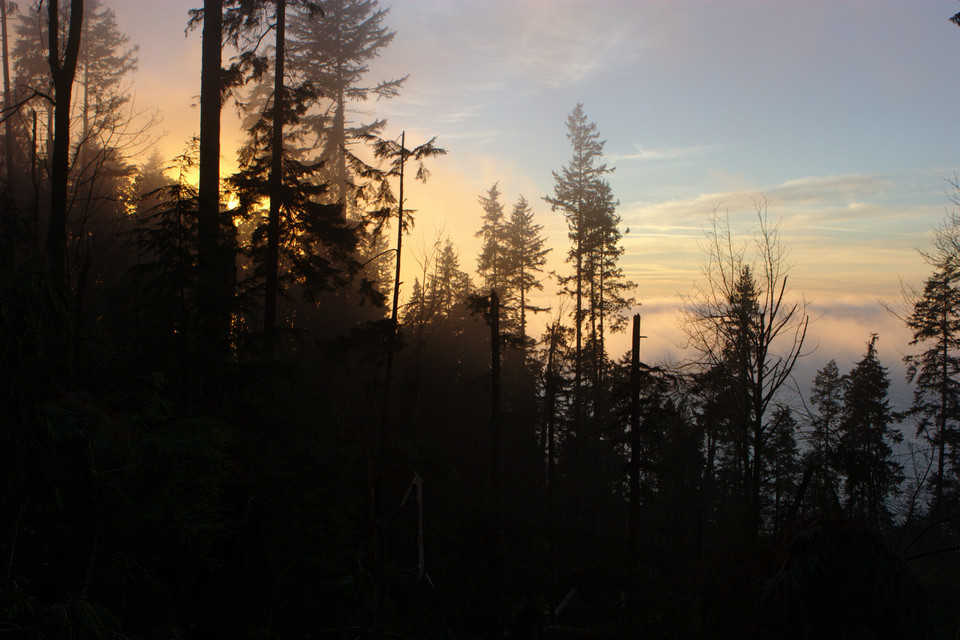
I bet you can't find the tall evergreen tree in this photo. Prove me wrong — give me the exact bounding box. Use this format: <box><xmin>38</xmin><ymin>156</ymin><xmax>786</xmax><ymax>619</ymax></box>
<box><xmin>904</xmin><ymin>217</ymin><xmax>960</xmax><ymax>516</ymax></box>
<box><xmin>805</xmin><ymin>359</ymin><xmax>845</xmax><ymax>516</ymax></box>
<box><xmin>544</xmin><ymin>104</ymin><xmax>612</xmax><ymax>457</ymax></box>
<box><xmin>286</xmin><ymin>0</ymin><xmax>404</xmax><ymax>211</ymax></box>
<box><xmin>189</xmin><ymin>0</ymin><xmax>276</xmax><ymax>354</ymax></box>
<box><xmin>263</xmin><ymin>0</ymin><xmax>288</xmax><ymax>334</ymax></box>
<box><xmin>504</xmin><ymin>194</ymin><xmax>550</xmax><ymax>345</ymax></box>
<box><xmin>763</xmin><ymin>405</ymin><xmax>801</xmax><ymax>533</ymax></box>
<box><xmin>227</xmin><ymin>0</ymin><xmax>367</xmax><ymax>337</ymax></box>
<box><xmin>196</xmin><ymin>0</ymin><xmax>225</xmax><ymax>358</ymax></box>
<box><xmin>580</xmin><ymin>178</ymin><xmax>634</xmax><ymax>394</ymax></box>
<box><xmin>839</xmin><ymin>334</ymin><xmax>904</xmax><ymax>528</ymax></box>
<box><xmin>476</xmin><ymin>182</ymin><xmax>508</xmax><ymax>301</ymax></box>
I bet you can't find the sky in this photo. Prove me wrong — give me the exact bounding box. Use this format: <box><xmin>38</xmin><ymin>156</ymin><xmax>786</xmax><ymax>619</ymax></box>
<box><xmin>99</xmin><ymin>0</ymin><xmax>960</xmax><ymax>408</ymax></box>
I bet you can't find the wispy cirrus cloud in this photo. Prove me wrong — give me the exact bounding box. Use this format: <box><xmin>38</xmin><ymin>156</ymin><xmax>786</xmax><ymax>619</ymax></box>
<box><xmin>612</xmin><ymin>143</ymin><xmax>724</xmax><ymax>163</ymax></box>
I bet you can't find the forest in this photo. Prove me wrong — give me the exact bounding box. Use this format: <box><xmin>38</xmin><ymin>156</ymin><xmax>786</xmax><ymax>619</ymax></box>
<box><xmin>0</xmin><ymin>0</ymin><xmax>959</xmax><ymax>638</ymax></box>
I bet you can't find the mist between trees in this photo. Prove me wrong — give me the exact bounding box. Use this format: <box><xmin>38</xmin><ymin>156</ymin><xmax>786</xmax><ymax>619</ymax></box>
<box><xmin>0</xmin><ymin>1</ymin><xmax>958</xmax><ymax>639</ymax></box>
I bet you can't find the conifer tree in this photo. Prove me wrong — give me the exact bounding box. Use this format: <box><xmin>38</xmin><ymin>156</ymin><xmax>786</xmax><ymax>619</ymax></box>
<box><xmin>476</xmin><ymin>182</ymin><xmax>508</xmax><ymax>300</ymax></box>
<box><xmin>581</xmin><ymin>178</ymin><xmax>634</xmax><ymax>391</ymax></box>
<box><xmin>404</xmin><ymin>239</ymin><xmax>473</xmax><ymax>333</ymax></box>
<box><xmin>227</xmin><ymin>0</ymin><xmax>366</xmax><ymax>336</ymax></box>
<box><xmin>196</xmin><ymin>0</ymin><xmax>225</xmax><ymax>357</ymax></box>
<box><xmin>544</xmin><ymin>104</ymin><xmax>612</xmax><ymax>443</ymax></box>
<box><xmin>904</xmin><ymin>214</ymin><xmax>960</xmax><ymax>516</ymax></box>
<box><xmin>805</xmin><ymin>359</ymin><xmax>845</xmax><ymax>516</ymax></box>
<box><xmin>190</xmin><ymin>0</ymin><xmax>282</xmax><ymax>352</ymax></box>
<box><xmin>764</xmin><ymin>405</ymin><xmax>801</xmax><ymax>533</ymax></box>
<box><xmin>286</xmin><ymin>0</ymin><xmax>404</xmax><ymax>211</ymax></box>
<box><xmin>504</xmin><ymin>194</ymin><xmax>550</xmax><ymax>344</ymax></box>
<box><xmin>839</xmin><ymin>335</ymin><xmax>903</xmax><ymax>528</ymax></box>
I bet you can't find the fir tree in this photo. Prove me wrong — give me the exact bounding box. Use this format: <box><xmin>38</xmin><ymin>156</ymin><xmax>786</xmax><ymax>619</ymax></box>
<box><xmin>504</xmin><ymin>194</ymin><xmax>550</xmax><ymax>345</ymax></box>
<box><xmin>839</xmin><ymin>334</ymin><xmax>904</xmax><ymax>528</ymax></box>
<box><xmin>475</xmin><ymin>182</ymin><xmax>508</xmax><ymax>302</ymax></box>
<box><xmin>544</xmin><ymin>103</ymin><xmax>612</xmax><ymax>454</ymax></box>
<box><xmin>805</xmin><ymin>359</ymin><xmax>845</xmax><ymax>516</ymax></box>
<box><xmin>286</xmin><ymin>0</ymin><xmax>404</xmax><ymax>211</ymax></box>
<box><xmin>904</xmin><ymin>220</ymin><xmax>960</xmax><ymax>516</ymax></box>
<box><xmin>764</xmin><ymin>405</ymin><xmax>801</xmax><ymax>533</ymax></box>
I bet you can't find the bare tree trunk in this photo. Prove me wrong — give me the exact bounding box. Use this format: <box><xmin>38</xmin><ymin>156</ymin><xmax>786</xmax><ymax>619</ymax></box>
<box><xmin>627</xmin><ymin>314</ymin><xmax>642</xmax><ymax>612</ymax></box>
<box><xmin>1</xmin><ymin>0</ymin><xmax>12</xmax><ymax>183</ymax></box>
<box><xmin>490</xmin><ymin>289</ymin><xmax>501</xmax><ymax>496</ymax></box>
<box><xmin>372</xmin><ymin>131</ymin><xmax>405</xmax><ymax>640</ymax></box>
<box><xmin>263</xmin><ymin>0</ymin><xmax>286</xmax><ymax>335</ymax></box>
<box><xmin>936</xmin><ymin>315</ymin><xmax>947</xmax><ymax>516</ymax></box>
<box><xmin>545</xmin><ymin>324</ymin><xmax>558</xmax><ymax>614</ymax></box>
<box><xmin>197</xmin><ymin>0</ymin><xmax>225</xmax><ymax>367</ymax></box>
<box><xmin>46</xmin><ymin>0</ymin><xmax>85</xmax><ymax>293</ymax></box>
<box><xmin>31</xmin><ymin>111</ymin><xmax>38</xmax><ymax>261</ymax></box>
<box><xmin>489</xmin><ymin>289</ymin><xmax>501</xmax><ymax>607</ymax></box>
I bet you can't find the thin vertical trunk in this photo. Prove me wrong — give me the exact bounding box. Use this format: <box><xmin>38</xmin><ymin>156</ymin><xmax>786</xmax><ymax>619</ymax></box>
<box><xmin>627</xmin><ymin>314</ymin><xmax>642</xmax><ymax>614</ymax></box>
<box><xmin>80</xmin><ymin>60</ymin><xmax>88</xmax><ymax>175</ymax></box>
<box><xmin>331</xmin><ymin>3</ymin><xmax>347</xmax><ymax>215</ymax></box>
<box><xmin>545</xmin><ymin>324</ymin><xmax>558</xmax><ymax>616</ymax></box>
<box><xmin>47</xmin><ymin>0</ymin><xmax>85</xmax><ymax>293</ymax></box>
<box><xmin>574</xmin><ymin>206</ymin><xmax>584</xmax><ymax>517</ymax></box>
<box><xmin>489</xmin><ymin>289</ymin><xmax>501</xmax><ymax>605</ymax></box>
<box><xmin>198</xmin><ymin>0</ymin><xmax>223</xmax><ymax>353</ymax></box>
<box><xmin>490</xmin><ymin>289</ymin><xmax>501</xmax><ymax>498</ymax></box>
<box><xmin>333</xmin><ymin>92</ymin><xmax>347</xmax><ymax>213</ymax></box>
<box><xmin>380</xmin><ymin>131</ymin><xmax>405</xmax><ymax>428</ymax></box>
<box><xmin>937</xmin><ymin>315</ymin><xmax>947</xmax><ymax>515</ymax></box>
<box><xmin>598</xmin><ymin>244</ymin><xmax>606</xmax><ymax>385</ymax></box>
<box><xmin>373</xmin><ymin>131</ymin><xmax>405</xmax><ymax>640</ymax></box>
<box><xmin>1</xmin><ymin>0</ymin><xmax>12</xmax><ymax>183</ymax></box>
<box><xmin>31</xmin><ymin>111</ymin><xmax>39</xmax><ymax>261</ymax></box>
<box><xmin>263</xmin><ymin>0</ymin><xmax>286</xmax><ymax>334</ymax></box>
<box><xmin>519</xmin><ymin>262</ymin><xmax>527</xmax><ymax>354</ymax></box>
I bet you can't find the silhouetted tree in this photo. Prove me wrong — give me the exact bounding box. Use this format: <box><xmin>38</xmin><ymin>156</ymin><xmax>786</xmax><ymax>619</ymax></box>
<box><xmin>804</xmin><ymin>359</ymin><xmax>844</xmax><ymax>517</ymax></box>
<box><xmin>287</xmin><ymin>0</ymin><xmax>404</xmax><ymax>211</ymax></box>
<box><xmin>366</xmin><ymin>130</ymin><xmax>444</xmax><ymax>639</ymax></box>
<box><xmin>504</xmin><ymin>194</ymin><xmax>550</xmax><ymax>346</ymax></box>
<box><xmin>545</xmin><ymin>104</ymin><xmax>612</xmax><ymax>428</ymax></box>
<box><xmin>12</xmin><ymin>1</ymin><xmax>152</xmax><ymax>288</ymax></box>
<box><xmin>580</xmin><ymin>177</ymin><xmax>634</xmax><ymax>413</ymax></box>
<box><xmin>839</xmin><ymin>334</ymin><xmax>903</xmax><ymax>529</ymax></box>
<box><xmin>684</xmin><ymin>202</ymin><xmax>809</xmax><ymax>538</ymax></box>
<box><xmin>763</xmin><ymin>405</ymin><xmax>801</xmax><ymax>533</ymax></box>
<box><xmin>476</xmin><ymin>183</ymin><xmax>508</xmax><ymax>304</ymax></box>
<box><xmin>1</xmin><ymin>0</ymin><xmax>13</xmax><ymax>184</ymax></box>
<box><xmin>44</xmin><ymin>0</ymin><xmax>84</xmax><ymax>292</ymax></box>
<box><xmin>544</xmin><ymin>105</ymin><xmax>615</xmax><ymax>523</ymax></box>
<box><xmin>402</xmin><ymin>239</ymin><xmax>473</xmax><ymax>335</ymax></box>
<box><xmin>903</xmin><ymin>212</ymin><xmax>960</xmax><ymax>517</ymax></box>
<box><xmin>189</xmin><ymin>0</ymin><xmax>271</xmax><ymax>355</ymax></box>
<box><xmin>196</xmin><ymin>0</ymin><xmax>225</xmax><ymax>357</ymax></box>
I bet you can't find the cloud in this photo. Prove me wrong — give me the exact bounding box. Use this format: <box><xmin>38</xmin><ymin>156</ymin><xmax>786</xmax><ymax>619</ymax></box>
<box><xmin>613</xmin><ymin>143</ymin><xmax>724</xmax><ymax>163</ymax></box>
<box><xmin>768</xmin><ymin>174</ymin><xmax>893</xmax><ymax>205</ymax></box>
